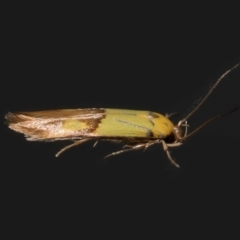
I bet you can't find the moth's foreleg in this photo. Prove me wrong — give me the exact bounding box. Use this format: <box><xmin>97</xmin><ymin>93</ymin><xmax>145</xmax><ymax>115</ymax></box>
<box><xmin>161</xmin><ymin>140</ymin><xmax>180</xmax><ymax>168</ymax></box>
<box><xmin>165</xmin><ymin>112</ymin><xmax>179</xmax><ymax>118</ymax></box>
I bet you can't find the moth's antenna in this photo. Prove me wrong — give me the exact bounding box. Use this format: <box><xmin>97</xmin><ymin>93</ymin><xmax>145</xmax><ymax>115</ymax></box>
<box><xmin>179</xmin><ymin>62</ymin><xmax>240</xmax><ymax>125</ymax></box>
<box><xmin>181</xmin><ymin>106</ymin><xmax>239</xmax><ymax>141</ymax></box>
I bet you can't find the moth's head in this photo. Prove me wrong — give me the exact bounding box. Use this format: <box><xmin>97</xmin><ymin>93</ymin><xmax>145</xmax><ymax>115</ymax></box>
<box><xmin>163</xmin><ymin>119</ymin><xmax>186</xmax><ymax>144</ymax></box>
<box><xmin>172</xmin><ymin>120</ymin><xmax>187</xmax><ymax>143</ymax></box>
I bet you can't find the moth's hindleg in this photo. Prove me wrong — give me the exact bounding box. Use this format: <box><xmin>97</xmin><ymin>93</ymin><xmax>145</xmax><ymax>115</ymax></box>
<box><xmin>55</xmin><ymin>138</ymin><xmax>91</xmax><ymax>157</ymax></box>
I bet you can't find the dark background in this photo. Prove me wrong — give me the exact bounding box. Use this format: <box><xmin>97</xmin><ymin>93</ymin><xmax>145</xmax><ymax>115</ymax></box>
<box><xmin>1</xmin><ymin>1</ymin><xmax>240</xmax><ymax>236</ymax></box>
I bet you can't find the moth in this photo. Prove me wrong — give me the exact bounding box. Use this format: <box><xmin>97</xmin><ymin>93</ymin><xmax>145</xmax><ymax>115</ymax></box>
<box><xmin>5</xmin><ymin>63</ymin><xmax>240</xmax><ymax>167</ymax></box>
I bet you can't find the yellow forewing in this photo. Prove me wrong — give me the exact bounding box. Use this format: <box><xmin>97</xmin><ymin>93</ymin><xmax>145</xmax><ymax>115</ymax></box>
<box><xmin>6</xmin><ymin>108</ymin><xmax>174</xmax><ymax>140</ymax></box>
<box><xmin>93</xmin><ymin>109</ymin><xmax>174</xmax><ymax>138</ymax></box>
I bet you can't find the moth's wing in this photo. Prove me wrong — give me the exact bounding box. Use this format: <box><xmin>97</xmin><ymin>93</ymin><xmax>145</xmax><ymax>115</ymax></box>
<box><xmin>5</xmin><ymin>109</ymin><xmax>106</xmax><ymax>141</ymax></box>
<box><xmin>95</xmin><ymin>109</ymin><xmax>173</xmax><ymax>139</ymax></box>
<box><xmin>96</xmin><ymin>109</ymin><xmax>154</xmax><ymax>138</ymax></box>
<box><xmin>6</xmin><ymin>108</ymin><xmax>173</xmax><ymax>141</ymax></box>
<box><xmin>6</xmin><ymin>108</ymin><xmax>105</xmax><ymax>121</ymax></box>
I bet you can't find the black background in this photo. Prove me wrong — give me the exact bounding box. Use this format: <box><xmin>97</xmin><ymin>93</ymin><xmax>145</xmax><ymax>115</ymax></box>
<box><xmin>1</xmin><ymin>1</ymin><xmax>240</xmax><ymax>237</ymax></box>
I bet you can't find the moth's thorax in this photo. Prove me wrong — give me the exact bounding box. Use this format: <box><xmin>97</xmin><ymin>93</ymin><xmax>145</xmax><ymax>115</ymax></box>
<box><xmin>150</xmin><ymin>113</ymin><xmax>174</xmax><ymax>138</ymax></box>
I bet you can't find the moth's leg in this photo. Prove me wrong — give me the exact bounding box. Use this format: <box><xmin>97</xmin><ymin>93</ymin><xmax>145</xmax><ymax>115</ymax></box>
<box><xmin>55</xmin><ymin>139</ymin><xmax>91</xmax><ymax>157</ymax></box>
<box><xmin>104</xmin><ymin>143</ymin><xmax>148</xmax><ymax>159</ymax></box>
<box><xmin>143</xmin><ymin>141</ymin><xmax>158</xmax><ymax>151</ymax></box>
<box><xmin>161</xmin><ymin>140</ymin><xmax>180</xmax><ymax>168</ymax></box>
<box><xmin>93</xmin><ymin>140</ymin><xmax>98</xmax><ymax>147</ymax></box>
<box><xmin>166</xmin><ymin>142</ymin><xmax>182</xmax><ymax>147</ymax></box>
<box><xmin>165</xmin><ymin>112</ymin><xmax>179</xmax><ymax>118</ymax></box>
<box><xmin>122</xmin><ymin>140</ymin><xmax>156</xmax><ymax>150</ymax></box>
<box><xmin>182</xmin><ymin>121</ymin><xmax>189</xmax><ymax>137</ymax></box>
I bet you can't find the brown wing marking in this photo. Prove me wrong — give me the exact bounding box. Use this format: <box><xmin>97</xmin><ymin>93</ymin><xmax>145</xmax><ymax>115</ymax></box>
<box><xmin>5</xmin><ymin>109</ymin><xmax>106</xmax><ymax>141</ymax></box>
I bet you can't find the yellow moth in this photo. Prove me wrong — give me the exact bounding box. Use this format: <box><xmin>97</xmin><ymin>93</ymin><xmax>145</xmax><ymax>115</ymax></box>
<box><xmin>5</xmin><ymin>63</ymin><xmax>240</xmax><ymax>167</ymax></box>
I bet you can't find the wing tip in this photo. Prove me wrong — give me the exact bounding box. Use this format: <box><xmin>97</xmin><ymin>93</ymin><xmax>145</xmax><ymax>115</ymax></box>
<box><xmin>5</xmin><ymin>112</ymin><xmax>25</xmax><ymax>124</ymax></box>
